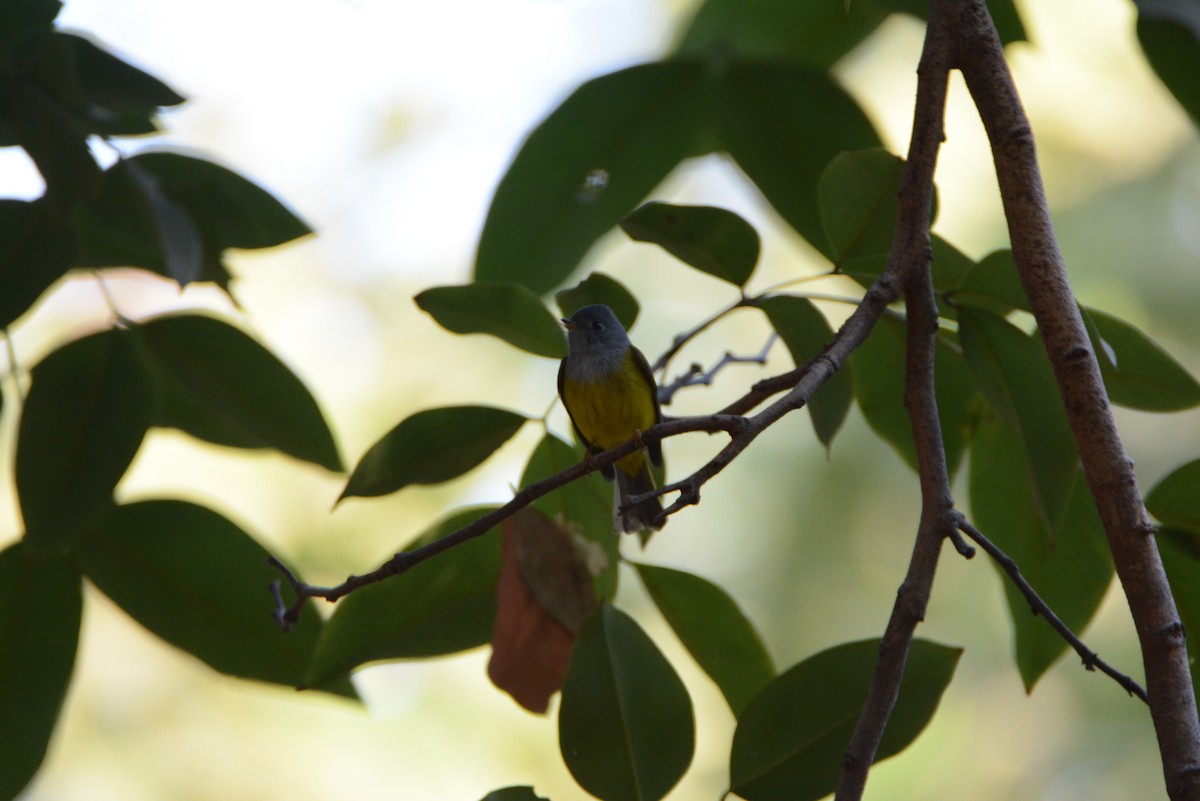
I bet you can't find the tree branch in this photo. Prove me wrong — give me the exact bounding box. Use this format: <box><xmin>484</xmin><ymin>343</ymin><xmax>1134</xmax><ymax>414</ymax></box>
<box><xmin>954</xmin><ymin>2</ymin><xmax>1200</xmax><ymax>796</ymax></box>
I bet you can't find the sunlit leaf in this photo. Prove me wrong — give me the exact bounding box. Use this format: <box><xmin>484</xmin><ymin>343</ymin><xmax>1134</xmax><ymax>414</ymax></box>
<box><xmin>77</xmin><ymin>500</ymin><xmax>352</xmax><ymax>697</ymax></box>
<box><xmin>755</xmin><ymin>294</ymin><xmax>852</xmax><ymax>448</ymax></box>
<box><xmin>341</xmin><ymin>406</ymin><xmax>528</xmax><ymax>500</ymax></box>
<box><xmin>958</xmin><ymin>307</ymin><xmax>1078</xmax><ymax>531</ymax></box>
<box><xmin>17</xmin><ymin>328</ymin><xmax>153</xmax><ymax>552</ymax></box>
<box><xmin>475</xmin><ymin>61</ymin><xmax>715</xmax><ymax>295</ymax></box>
<box><xmin>1081</xmin><ymin>306</ymin><xmax>1200</xmax><ymax>411</ymax></box>
<box><xmin>134</xmin><ymin>313</ymin><xmax>342</xmax><ymax>471</ymax></box>
<box><xmin>555</xmin><ymin>273</ymin><xmax>639</xmax><ymax>331</ymax></box>
<box><xmin>636</xmin><ymin>563</ymin><xmax>774</xmax><ymax>716</ymax></box>
<box><xmin>0</xmin><ymin>542</ymin><xmax>80</xmax><ymax>801</ymax></box>
<box><xmin>620</xmin><ymin>201</ymin><xmax>759</xmax><ymax>286</ymax></box>
<box><xmin>306</xmin><ymin>507</ymin><xmax>503</xmax><ymax>689</ymax></box>
<box><xmin>969</xmin><ymin>415</ymin><xmax>1113</xmax><ymax>690</ymax></box>
<box><xmin>415</xmin><ymin>282</ymin><xmax>566</xmax><ymax>359</ymax></box>
<box><xmin>559</xmin><ymin>605</ymin><xmax>694</xmax><ymax>801</ymax></box>
<box><xmin>730</xmin><ymin>638</ymin><xmax>961</xmax><ymax>801</ymax></box>
<box><xmin>851</xmin><ymin>317</ymin><xmax>977</xmax><ymax>478</ymax></box>
<box><xmin>1146</xmin><ymin>458</ymin><xmax>1200</xmax><ymax>530</ymax></box>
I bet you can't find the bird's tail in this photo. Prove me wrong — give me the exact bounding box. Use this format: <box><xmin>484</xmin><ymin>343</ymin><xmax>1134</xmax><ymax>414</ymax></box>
<box><xmin>614</xmin><ymin>464</ymin><xmax>665</xmax><ymax>534</ymax></box>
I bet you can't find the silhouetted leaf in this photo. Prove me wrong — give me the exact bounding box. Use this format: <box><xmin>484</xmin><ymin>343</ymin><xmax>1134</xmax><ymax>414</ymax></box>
<box><xmin>969</xmin><ymin>415</ymin><xmax>1113</xmax><ymax>690</ymax></box>
<box><xmin>959</xmin><ymin>307</ymin><xmax>1078</xmax><ymax>531</ymax></box>
<box><xmin>1136</xmin><ymin>1</ymin><xmax>1200</xmax><ymax>127</ymax></box>
<box><xmin>756</xmin><ymin>294</ymin><xmax>852</xmax><ymax>448</ymax></box>
<box><xmin>0</xmin><ymin>199</ymin><xmax>75</xmax><ymax>328</ymax></box>
<box><xmin>0</xmin><ymin>0</ymin><xmax>60</xmax><ymax>52</ymax></box>
<box><xmin>0</xmin><ymin>542</ymin><xmax>80</xmax><ymax>801</ymax></box>
<box><xmin>559</xmin><ymin>605</ymin><xmax>694</xmax><ymax>801</ymax></box>
<box><xmin>306</xmin><ymin>507</ymin><xmax>503</xmax><ymax>688</ymax></box>
<box><xmin>620</xmin><ymin>201</ymin><xmax>759</xmax><ymax>286</ymax></box>
<box><xmin>475</xmin><ymin>61</ymin><xmax>715</xmax><ymax>294</ymax></box>
<box><xmin>63</xmin><ymin>33</ymin><xmax>184</xmax><ymax>136</ymax></box>
<box><xmin>479</xmin><ymin>788</ymin><xmax>549</xmax><ymax>801</ymax></box>
<box><xmin>17</xmin><ymin>328</ymin><xmax>153</xmax><ymax>552</ymax></box>
<box><xmin>555</xmin><ymin>273</ymin><xmax>639</xmax><ymax>331</ymax></box>
<box><xmin>730</xmin><ymin>638</ymin><xmax>961</xmax><ymax>801</ymax></box>
<box><xmin>852</xmin><ymin>317</ymin><xmax>977</xmax><ymax>478</ymax></box>
<box><xmin>636</xmin><ymin>563</ymin><xmax>774</xmax><ymax>716</ymax></box>
<box><xmin>134</xmin><ymin>313</ymin><xmax>342</xmax><ymax>471</ymax></box>
<box><xmin>341</xmin><ymin>406</ymin><xmax>527</xmax><ymax>500</ymax></box>
<box><xmin>77</xmin><ymin>500</ymin><xmax>352</xmax><ymax>696</ymax></box>
<box><xmin>1081</xmin><ymin>306</ymin><xmax>1200</xmax><ymax>411</ymax></box>
<box><xmin>1147</xmin><ymin>458</ymin><xmax>1200</xmax><ymax>530</ymax></box>
<box><xmin>415</xmin><ymin>282</ymin><xmax>565</xmax><ymax>359</ymax></box>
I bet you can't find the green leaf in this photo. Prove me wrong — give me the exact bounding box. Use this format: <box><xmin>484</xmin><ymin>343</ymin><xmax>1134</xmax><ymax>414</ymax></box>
<box><xmin>17</xmin><ymin>328</ymin><xmax>153</xmax><ymax>552</ymax></box>
<box><xmin>851</xmin><ymin>317</ymin><xmax>978</xmax><ymax>478</ymax></box>
<box><xmin>479</xmin><ymin>788</ymin><xmax>549</xmax><ymax>801</ymax></box>
<box><xmin>475</xmin><ymin>61</ymin><xmax>715</xmax><ymax>295</ymax></box>
<box><xmin>818</xmin><ymin>148</ymin><xmax>906</xmax><ymax>271</ymax></box>
<box><xmin>1081</xmin><ymin>306</ymin><xmax>1200</xmax><ymax>411</ymax></box>
<box><xmin>63</xmin><ymin>33</ymin><xmax>185</xmax><ymax>136</ymax></box>
<box><xmin>1157</xmin><ymin>528</ymin><xmax>1200</xmax><ymax>694</ymax></box>
<box><xmin>969</xmin><ymin>415</ymin><xmax>1113</xmax><ymax>690</ymax></box>
<box><xmin>635</xmin><ymin>563</ymin><xmax>774</xmax><ymax>716</ymax></box>
<box><xmin>74</xmin><ymin>151</ymin><xmax>311</xmax><ymax>288</ymax></box>
<box><xmin>1136</xmin><ymin>1</ymin><xmax>1200</xmax><ymax>128</ymax></box>
<box><xmin>620</xmin><ymin>201</ymin><xmax>759</xmax><ymax>286</ymax></box>
<box><xmin>958</xmin><ymin>307</ymin><xmax>1079</xmax><ymax>531</ymax></box>
<box><xmin>306</xmin><ymin>507</ymin><xmax>503</xmax><ymax>688</ymax></box>
<box><xmin>730</xmin><ymin>638</ymin><xmax>961</xmax><ymax>801</ymax></box>
<box><xmin>0</xmin><ymin>542</ymin><xmax>80</xmax><ymax>801</ymax></box>
<box><xmin>521</xmin><ymin>434</ymin><xmax>618</xmax><ymax>600</ymax></box>
<box><xmin>414</xmin><ymin>282</ymin><xmax>566</xmax><ymax>359</ymax></box>
<box><xmin>77</xmin><ymin>500</ymin><xmax>352</xmax><ymax>697</ymax></box>
<box><xmin>0</xmin><ymin>199</ymin><xmax>75</xmax><ymax>328</ymax></box>
<box><xmin>674</xmin><ymin>0</ymin><xmax>893</xmax><ymax>69</ymax></box>
<box><xmin>559</xmin><ymin>605</ymin><xmax>694</xmax><ymax>801</ymax></box>
<box><xmin>555</xmin><ymin>273</ymin><xmax>639</xmax><ymax>331</ymax></box>
<box><xmin>955</xmin><ymin>249</ymin><xmax>1028</xmax><ymax>314</ymax></box>
<box><xmin>133</xmin><ymin>313</ymin><xmax>342</xmax><ymax>471</ymax></box>
<box><xmin>756</xmin><ymin>294</ymin><xmax>852</xmax><ymax>448</ymax></box>
<box><xmin>1146</xmin><ymin>458</ymin><xmax>1200</xmax><ymax>530</ymax></box>
<box><xmin>716</xmin><ymin>64</ymin><xmax>881</xmax><ymax>259</ymax></box>
<box><xmin>341</xmin><ymin>406</ymin><xmax>527</xmax><ymax>500</ymax></box>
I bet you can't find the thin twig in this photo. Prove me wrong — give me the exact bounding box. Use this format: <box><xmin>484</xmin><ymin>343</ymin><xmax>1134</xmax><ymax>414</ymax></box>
<box><xmin>657</xmin><ymin>333</ymin><xmax>777</xmax><ymax>406</ymax></box>
<box><xmin>651</xmin><ymin>296</ymin><xmax>752</xmax><ymax>375</ymax></box>
<box><xmin>955</xmin><ymin>515</ymin><xmax>1149</xmax><ymax>703</ymax></box>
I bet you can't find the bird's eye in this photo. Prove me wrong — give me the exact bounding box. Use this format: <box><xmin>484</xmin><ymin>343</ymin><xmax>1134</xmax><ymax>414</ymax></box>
<box><xmin>590</xmin><ymin>321</ymin><xmax>603</xmax><ymax>331</ymax></box>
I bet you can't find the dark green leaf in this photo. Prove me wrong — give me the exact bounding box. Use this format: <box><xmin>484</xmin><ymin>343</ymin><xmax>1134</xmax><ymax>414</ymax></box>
<box><xmin>818</xmin><ymin>148</ymin><xmax>905</xmax><ymax>271</ymax></box>
<box><xmin>341</xmin><ymin>406</ymin><xmax>527</xmax><ymax>500</ymax></box>
<box><xmin>0</xmin><ymin>0</ymin><xmax>60</xmax><ymax>51</ymax></box>
<box><xmin>730</xmin><ymin>638</ymin><xmax>961</xmax><ymax>801</ymax></box>
<box><xmin>969</xmin><ymin>415</ymin><xmax>1113</xmax><ymax>690</ymax></box>
<box><xmin>1157</xmin><ymin>528</ymin><xmax>1200</xmax><ymax>694</ymax></box>
<box><xmin>958</xmin><ymin>307</ymin><xmax>1078</xmax><ymax>531</ymax></box>
<box><xmin>63</xmin><ymin>33</ymin><xmax>185</xmax><ymax>136</ymax></box>
<box><xmin>717</xmin><ymin>64</ymin><xmax>881</xmax><ymax>259</ymax></box>
<box><xmin>306</xmin><ymin>507</ymin><xmax>503</xmax><ymax>688</ymax></box>
<box><xmin>1081</xmin><ymin>306</ymin><xmax>1200</xmax><ymax>411</ymax></box>
<box><xmin>620</xmin><ymin>201</ymin><xmax>759</xmax><ymax>286</ymax></box>
<box><xmin>0</xmin><ymin>542</ymin><xmax>80</xmax><ymax>801</ymax></box>
<box><xmin>955</xmin><ymin>249</ymin><xmax>1028</xmax><ymax>314</ymax></box>
<box><xmin>77</xmin><ymin>500</ymin><xmax>352</xmax><ymax>696</ymax></box>
<box><xmin>635</xmin><ymin>563</ymin><xmax>774</xmax><ymax>716</ymax></box>
<box><xmin>1146</xmin><ymin>458</ymin><xmax>1200</xmax><ymax>530</ymax></box>
<box><xmin>0</xmin><ymin>199</ymin><xmax>75</xmax><ymax>328</ymax></box>
<box><xmin>852</xmin><ymin>317</ymin><xmax>977</xmax><ymax>478</ymax></box>
<box><xmin>674</xmin><ymin>0</ymin><xmax>892</xmax><ymax>69</ymax></box>
<box><xmin>479</xmin><ymin>788</ymin><xmax>549</xmax><ymax>801</ymax></box>
<box><xmin>18</xmin><ymin>328</ymin><xmax>153</xmax><ymax>552</ymax></box>
<box><xmin>555</xmin><ymin>273</ymin><xmax>639</xmax><ymax>331</ymax></box>
<box><xmin>559</xmin><ymin>605</ymin><xmax>694</xmax><ymax>801</ymax></box>
<box><xmin>521</xmin><ymin>434</ymin><xmax>618</xmax><ymax>600</ymax></box>
<box><xmin>475</xmin><ymin>61</ymin><xmax>715</xmax><ymax>294</ymax></box>
<box><xmin>1136</xmin><ymin>1</ymin><xmax>1200</xmax><ymax>128</ymax></box>
<box><xmin>133</xmin><ymin>312</ymin><xmax>343</xmax><ymax>471</ymax></box>
<box><xmin>414</xmin><ymin>282</ymin><xmax>565</xmax><ymax>359</ymax></box>
<box><xmin>756</xmin><ymin>294</ymin><xmax>852</xmax><ymax>448</ymax></box>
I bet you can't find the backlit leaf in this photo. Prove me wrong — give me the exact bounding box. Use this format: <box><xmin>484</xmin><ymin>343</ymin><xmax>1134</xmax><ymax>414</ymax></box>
<box><xmin>1146</xmin><ymin>458</ymin><xmax>1200</xmax><ymax>530</ymax></box>
<box><xmin>620</xmin><ymin>201</ymin><xmax>759</xmax><ymax>286</ymax></box>
<box><xmin>1136</xmin><ymin>1</ymin><xmax>1200</xmax><ymax>127</ymax></box>
<box><xmin>0</xmin><ymin>199</ymin><xmax>75</xmax><ymax>329</ymax></box>
<box><xmin>1082</xmin><ymin>306</ymin><xmax>1200</xmax><ymax>411</ymax></box>
<box><xmin>555</xmin><ymin>273</ymin><xmax>639</xmax><ymax>331</ymax></box>
<box><xmin>818</xmin><ymin>148</ymin><xmax>905</xmax><ymax>271</ymax></box>
<box><xmin>415</xmin><ymin>282</ymin><xmax>565</xmax><ymax>359</ymax></box>
<box><xmin>1157</xmin><ymin>528</ymin><xmax>1200</xmax><ymax>694</ymax></box>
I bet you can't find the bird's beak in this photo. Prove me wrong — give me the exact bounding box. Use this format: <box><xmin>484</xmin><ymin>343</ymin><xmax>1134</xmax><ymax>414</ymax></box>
<box><xmin>561</xmin><ymin>318</ymin><xmax>576</xmax><ymax>330</ymax></box>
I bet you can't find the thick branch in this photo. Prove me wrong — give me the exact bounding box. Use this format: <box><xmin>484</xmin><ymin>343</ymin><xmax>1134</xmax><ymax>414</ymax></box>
<box><xmin>955</xmin><ymin>2</ymin><xmax>1200</xmax><ymax>796</ymax></box>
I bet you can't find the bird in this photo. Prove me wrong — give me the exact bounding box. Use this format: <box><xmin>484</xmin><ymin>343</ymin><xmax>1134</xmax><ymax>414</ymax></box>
<box><xmin>558</xmin><ymin>304</ymin><xmax>665</xmax><ymax>533</ymax></box>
